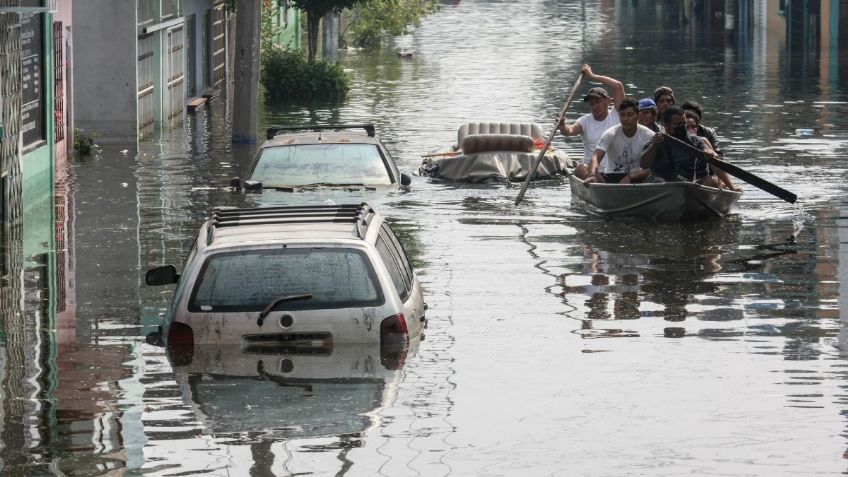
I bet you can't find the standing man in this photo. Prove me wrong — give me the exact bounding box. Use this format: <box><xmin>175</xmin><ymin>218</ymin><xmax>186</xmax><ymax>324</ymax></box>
<box><xmin>557</xmin><ymin>64</ymin><xmax>626</xmax><ymax>179</ymax></box>
<box><xmin>585</xmin><ymin>98</ymin><xmax>654</xmax><ymax>184</ymax></box>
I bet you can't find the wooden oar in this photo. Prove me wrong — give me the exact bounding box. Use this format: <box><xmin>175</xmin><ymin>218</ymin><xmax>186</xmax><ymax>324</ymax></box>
<box><xmin>421</xmin><ymin>150</ymin><xmax>462</xmax><ymax>158</ymax></box>
<box><xmin>515</xmin><ymin>71</ymin><xmax>584</xmax><ymax>206</ymax></box>
<box><xmin>661</xmin><ymin>132</ymin><xmax>797</xmax><ymax>204</ymax></box>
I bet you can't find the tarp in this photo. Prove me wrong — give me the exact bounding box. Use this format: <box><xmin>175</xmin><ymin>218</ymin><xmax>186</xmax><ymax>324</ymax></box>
<box><xmin>422</xmin><ymin>149</ymin><xmax>573</xmax><ymax>183</ymax></box>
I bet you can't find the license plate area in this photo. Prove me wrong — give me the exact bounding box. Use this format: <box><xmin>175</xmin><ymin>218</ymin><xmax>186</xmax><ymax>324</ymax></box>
<box><xmin>242</xmin><ymin>332</ymin><xmax>333</xmax><ymax>355</ymax></box>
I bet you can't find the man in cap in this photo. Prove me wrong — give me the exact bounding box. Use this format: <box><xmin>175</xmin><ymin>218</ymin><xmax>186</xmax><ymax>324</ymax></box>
<box><xmin>557</xmin><ymin>64</ymin><xmax>626</xmax><ymax>179</ymax></box>
<box><xmin>637</xmin><ymin>97</ymin><xmax>663</xmax><ymax>133</ymax></box>
<box><xmin>584</xmin><ymin>97</ymin><xmax>653</xmax><ymax>185</ymax></box>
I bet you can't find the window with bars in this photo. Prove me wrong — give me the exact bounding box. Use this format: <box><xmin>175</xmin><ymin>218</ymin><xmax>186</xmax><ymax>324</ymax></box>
<box><xmin>211</xmin><ymin>3</ymin><xmax>226</xmax><ymax>86</ymax></box>
<box><xmin>137</xmin><ymin>33</ymin><xmax>155</xmax><ymax>131</ymax></box>
<box><xmin>166</xmin><ymin>26</ymin><xmax>185</xmax><ymax>120</ymax></box>
<box><xmin>138</xmin><ymin>0</ymin><xmax>155</xmax><ymax>24</ymax></box>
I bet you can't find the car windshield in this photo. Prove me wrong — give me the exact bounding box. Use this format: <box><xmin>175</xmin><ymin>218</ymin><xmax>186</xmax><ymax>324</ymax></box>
<box><xmin>250</xmin><ymin>144</ymin><xmax>393</xmax><ymax>187</ymax></box>
<box><xmin>189</xmin><ymin>248</ymin><xmax>383</xmax><ymax>312</ymax></box>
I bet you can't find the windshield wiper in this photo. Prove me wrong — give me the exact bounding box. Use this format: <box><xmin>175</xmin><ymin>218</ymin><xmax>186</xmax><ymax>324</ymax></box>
<box><xmin>257</xmin><ymin>294</ymin><xmax>313</xmax><ymax>326</ymax></box>
<box><xmin>297</xmin><ymin>182</ymin><xmax>369</xmax><ymax>189</ymax></box>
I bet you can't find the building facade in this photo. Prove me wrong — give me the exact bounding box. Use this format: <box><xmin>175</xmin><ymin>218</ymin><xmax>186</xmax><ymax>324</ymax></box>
<box><xmin>73</xmin><ymin>0</ymin><xmax>231</xmax><ymax>142</ymax></box>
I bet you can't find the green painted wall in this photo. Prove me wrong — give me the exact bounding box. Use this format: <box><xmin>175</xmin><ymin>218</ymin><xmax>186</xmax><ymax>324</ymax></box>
<box><xmin>21</xmin><ymin>11</ymin><xmax>56</xmax><ymax>324</ymax></box>
<box><xmin>273</xmin><ymin>5</ymin><xmax>300</xmax><ymax>49</ymax></box>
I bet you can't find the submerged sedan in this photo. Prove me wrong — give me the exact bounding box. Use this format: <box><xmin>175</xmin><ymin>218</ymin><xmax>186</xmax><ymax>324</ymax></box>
<box><xmin>231</xmin><ymin>124</ymin><xmax>411</xmax><ymax>192</ymax></box>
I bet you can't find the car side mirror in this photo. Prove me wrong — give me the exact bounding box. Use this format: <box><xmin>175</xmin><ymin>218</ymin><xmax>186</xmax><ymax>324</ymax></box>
<box><xmin>146</xmin><ymin>265</ymin><xmax>179</xmax><ymax>286</ymax></box>
<box><xmin>400</xmin><ymin>173</ymin><xmax>411</xmax><ymax>186</ymax></box>
<box><xmin>230</xmin><ymin>177</ymin><xmax>241</xmax><ymax>190</ymax></box>
<box><xmin>146</xmin><ymin>329</ymin><xmax>164</xmax><ymax>347</ymax></box>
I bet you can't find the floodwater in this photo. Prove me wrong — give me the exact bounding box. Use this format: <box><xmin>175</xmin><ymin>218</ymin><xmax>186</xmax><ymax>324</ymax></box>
<box><xmin>3</xmin><ymin>0</ymin><xmax>848</xmax><ymax>475</ymax></box>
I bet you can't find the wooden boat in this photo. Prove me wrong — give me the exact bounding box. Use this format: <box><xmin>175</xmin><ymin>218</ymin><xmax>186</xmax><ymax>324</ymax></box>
<box><xmin>568</xmin><ymin>174</ymin><xmax>742</xmax><ymax>221</ymax></box>
<box><xmin>420</xmin><ymin>122</ymin><xmax>573</xmax><ymax>183</ymax></box>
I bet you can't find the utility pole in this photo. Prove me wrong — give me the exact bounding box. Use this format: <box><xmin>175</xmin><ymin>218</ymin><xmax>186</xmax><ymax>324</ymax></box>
<box><xmin>232</xmin><ymin>0</ymin><xmax>260</xmax><ymax>143</ymax></box>
<box><xmin>322</xmin><ymin>11</ymin><xmax>339</xmax><ymax>62</ymax></box>
<box><xmin>724</xmin><ymin>0</ymin><xmax>736</xmax><ymax>31</ymax></box>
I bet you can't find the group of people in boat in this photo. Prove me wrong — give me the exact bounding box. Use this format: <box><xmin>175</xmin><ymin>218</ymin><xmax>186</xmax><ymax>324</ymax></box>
<box><xmin>556</xmin><ymin>64</ymin><xmax>740</xmax><ymax>191</ymax></box>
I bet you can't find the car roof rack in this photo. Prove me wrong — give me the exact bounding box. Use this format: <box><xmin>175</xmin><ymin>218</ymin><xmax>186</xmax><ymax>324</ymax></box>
<box><xmin>266</xmin><ymin>124</ymin><xmax>376</xmax><ymax>140</ymax></box>
<box><xmin>206</xmin><ymin>203</ymin><xmax>376</xmax><ymax>245</ymax></box>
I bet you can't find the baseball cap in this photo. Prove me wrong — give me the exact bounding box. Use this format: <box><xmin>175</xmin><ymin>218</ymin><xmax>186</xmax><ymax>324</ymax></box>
<box><xmin>583</xmin><ymin>87</ymin><xmax>609</xmax><ymax>101</ymax></box>
<box><xmin>638</xmin><ymin>98</ymin><xmax>657</xmax><ymax>110</ymax></box>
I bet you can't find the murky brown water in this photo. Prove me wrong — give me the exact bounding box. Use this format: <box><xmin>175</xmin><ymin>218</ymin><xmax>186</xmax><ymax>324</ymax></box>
<box><xmin>3</xmin><ymin>1</ymin><xmax>848</xmax><ymax>475</ymax></box>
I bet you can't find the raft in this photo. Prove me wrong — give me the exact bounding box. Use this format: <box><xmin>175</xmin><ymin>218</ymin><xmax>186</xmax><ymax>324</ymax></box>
<box><xmin>420</xmin><ymin>122</ymin><xmax>573</xmax><ymax>183</ymax></box>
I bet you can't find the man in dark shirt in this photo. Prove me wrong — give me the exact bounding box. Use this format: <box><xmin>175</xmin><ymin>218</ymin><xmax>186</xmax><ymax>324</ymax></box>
<box><xmin>681</xmin><ymin>100</ymin><xmax>719</xmax><ymax>151</ymax></box>
<box><xmin>640</xmin><ymin>105</ymin><xmax>722</xmax><ymax>188</ymax></box>
<box><xmin>681</xmin><ymin>101</ymin><xmax>740</xmax><ymax>190</ymax></box>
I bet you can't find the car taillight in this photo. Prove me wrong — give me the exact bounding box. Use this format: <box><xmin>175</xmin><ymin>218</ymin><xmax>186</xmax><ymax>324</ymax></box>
<box><xmin>380</xmin><ymin>313</ymin><xmax>409</xmax><ymax>345</ymax></box>
<box><xmin>168</xmin><ymin>322</ymin><xmax>194</xmax><ymax>345</ymax></box>
<box><xmin>167</xmin><ymin>322</ymin><xmax>194</xmax><ymax>366</ymax></box>
<box><xmin>380</xmin><ymin>314</ymin><xmax>409</xmax><ymax>370</ymax></box>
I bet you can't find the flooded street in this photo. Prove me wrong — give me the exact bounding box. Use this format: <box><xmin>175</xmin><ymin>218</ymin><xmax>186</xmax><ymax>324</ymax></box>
<box><xmin>3</xmin><ymin>0</ymin><xmax>848</xmax><ymax>475</ymax></box>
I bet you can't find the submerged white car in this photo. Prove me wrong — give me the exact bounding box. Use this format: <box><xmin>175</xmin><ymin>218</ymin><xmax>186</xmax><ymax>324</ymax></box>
<box><xmin>231</xmin><ymin>124</ymin><xmax>411</xmax><ymax>192</ymax></box>
<box><xmin>146</xmin><ymin>203</ymin><xmax>426</xmax><ymax>359</ymax></box>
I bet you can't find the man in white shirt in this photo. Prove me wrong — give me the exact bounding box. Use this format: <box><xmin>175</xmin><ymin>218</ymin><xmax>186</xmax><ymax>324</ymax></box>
<box><xmin>557</xmin><ymin>64</ymin><xmax>626</xmax><ymax>179</ymax></box>
<box><xmin>585</xmin><ymin>97</ymin><xmax>654</xmax><ymax>184</ymax></box>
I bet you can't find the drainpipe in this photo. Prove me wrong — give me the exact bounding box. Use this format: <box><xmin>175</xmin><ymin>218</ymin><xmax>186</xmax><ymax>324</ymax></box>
<box><xmin>725</xmin><ymin>0</ymin><xmax>736</xmax><ymax>31</ymax></box>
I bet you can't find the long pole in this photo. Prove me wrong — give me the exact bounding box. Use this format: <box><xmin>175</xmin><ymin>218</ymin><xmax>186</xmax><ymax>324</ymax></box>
<box><xmin>661</xmin><ymin>133</ymin><xmax>797</xmax><ymax>204</ymax></box>
<box><xmin>514</xmin><ymin>71</ymin><xmax>584</xmax><ymax>206</ymax></box>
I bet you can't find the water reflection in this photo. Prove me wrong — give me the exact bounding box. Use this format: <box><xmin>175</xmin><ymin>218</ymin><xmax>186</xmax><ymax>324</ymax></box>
<box><xmin>142</xmin><ymin>343</ymin><xmax>413</xmax><ymax>475</ymax></box>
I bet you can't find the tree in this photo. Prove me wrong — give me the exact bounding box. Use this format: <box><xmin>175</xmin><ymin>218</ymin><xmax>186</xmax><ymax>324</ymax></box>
<box><xmin>289</xmin><ymin>0</ymin><xmax>364</xmax><ymax>61</ymax></box>
<box><xmin>346</xmin><ymin>0</ymin><xmax>436</xmax><ymax>48</ymax></box>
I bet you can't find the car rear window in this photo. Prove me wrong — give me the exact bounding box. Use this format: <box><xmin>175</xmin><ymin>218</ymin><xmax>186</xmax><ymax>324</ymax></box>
<box><xmin>250</xmin><ymin>144</ymin><xmax>393</xmax><ymax>187</ymax></box>
<box><xmin>189</xmin><ymin>248</ymin><xmax>383</xmax><ymax>312</ymax></box>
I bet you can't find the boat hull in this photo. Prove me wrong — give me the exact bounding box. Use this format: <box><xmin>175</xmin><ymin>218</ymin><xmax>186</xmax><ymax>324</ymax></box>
<box><xmin>568</xmin><ymin>174</ymin><xmax>742</xmax><ymax>221</ymax></box>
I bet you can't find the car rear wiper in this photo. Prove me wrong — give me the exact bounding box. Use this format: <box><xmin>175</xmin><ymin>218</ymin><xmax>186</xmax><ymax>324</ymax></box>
<box><xmin>257</xmin><ymin>294</ymin><xmax>313</xmax><ymax>326</ymax></box>
<box><xmin>297</xmin><ymin>182</ymin><xmax>369</xmax><ymax>189</ymax></box>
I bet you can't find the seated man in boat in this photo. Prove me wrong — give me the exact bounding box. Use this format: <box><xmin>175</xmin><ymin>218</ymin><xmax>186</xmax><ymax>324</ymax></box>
<box><xmin>557</xmin><ymin>64</ymin><xmax>626</xmax><ymax>179</ymax></box>
<box><xmin>584</xmin><ymin>98</ymin><xmax>654</xmax><ymax>185</ymax></box>
<box><xmin>653</xmin><ymin>86</ymin><xmax>676</xmax><ymax>118</ymax></box>
<box><xmin>682</xmin><ymin>102</ymin><xmax>740</xmax><ymax>191</ymax></box>
<box><xmin>681</xmin><ymin>100</ymin><xmax>719</xmax><ymax>151</ymax></box>
<box><xmin>640</xmin><ymin>105</ymin><xmax>724</xmax><ymax>188</ymax></box>
<box><xmin>637</xmin><ymin>98</ymin><xmax>663</xmax><ymax>133</ymax></box>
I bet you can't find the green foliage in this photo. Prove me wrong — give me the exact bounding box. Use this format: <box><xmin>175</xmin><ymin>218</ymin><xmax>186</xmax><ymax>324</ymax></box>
<box><xmin>260</xmin><ymin>0</ymin><xmax>281</xmax><ymax>62</ymax></box>
<box><xmin>289</xmin><ymin>0</ymin><xmax>365</xmax><ymax>60</ymax></box>
<box><xmin>346</xmin><ymin>0</ymin><xmax>436</xmax><ymax>47</ymax></box>
<box><xmin>261</xmin><ymin>49</ymin><xmax>350</xmax><ymax>102</ymax></box>
<box><xmin>288</xmin><ymin>0</ymin><xmax>362</xmax><ymax>18</ymax></box>
<box><xmin>73</xmin><ymin>128</ymin><xmax>97</xmax><ymax>155</ymax></box>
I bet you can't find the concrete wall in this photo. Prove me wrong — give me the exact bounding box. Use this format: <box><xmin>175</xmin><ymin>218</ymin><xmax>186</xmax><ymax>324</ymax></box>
<box><xmin>72</xmin><ymin>1</ymin><xmax>137</xmax><ymax>142</ymax></box>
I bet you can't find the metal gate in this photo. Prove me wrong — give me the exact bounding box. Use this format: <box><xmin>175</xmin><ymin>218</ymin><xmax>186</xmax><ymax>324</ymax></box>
<box><xmin>137</xmin><ymin>33</ymin><xmax>155</xmax><ymax>137</ymax></box>
<box><xmin>165</xmin><ymin>25</ymin><xmax>185</xmax><ymax>123</ymax></box>
<box><xmin>1</xmin><ymin>8</ymin><xmax>23</xmax><ymax>295</ymax></box>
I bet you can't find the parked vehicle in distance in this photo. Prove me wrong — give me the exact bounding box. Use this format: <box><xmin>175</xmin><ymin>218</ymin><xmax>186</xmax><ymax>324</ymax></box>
<box><xmin>145</xmin><ymin>203</ymin><xmax>426</xmax><ymax>362</ymax></box>
<box><xmin>230</xmin><ymin>124</ymin><xmax>412</xmax><ymax>192</ymax></box>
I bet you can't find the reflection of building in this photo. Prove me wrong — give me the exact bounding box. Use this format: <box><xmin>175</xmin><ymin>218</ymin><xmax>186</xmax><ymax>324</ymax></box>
<box><xmin>754</xmin><ymin>0</ymin><xmax>848</xmax><ymax>83</ymax></box>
